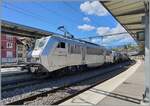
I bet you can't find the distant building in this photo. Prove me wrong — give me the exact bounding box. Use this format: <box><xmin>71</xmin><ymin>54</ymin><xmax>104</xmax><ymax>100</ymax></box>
<box><xmin>1</xmin><ymin>33</ymin><xmax>29</xmax><ymax>64</ymax></box>
<box><xmin>1</xmin><ymin>33</ymin><xmax>17</xmax><ymax>63</ymax></box>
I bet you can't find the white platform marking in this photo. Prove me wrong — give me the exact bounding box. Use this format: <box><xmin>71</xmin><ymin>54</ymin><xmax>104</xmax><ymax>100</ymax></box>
<box><xmin>60</xmin><ymin>60</ymin><xmax>142</xmax><ymax>105</ymax></box>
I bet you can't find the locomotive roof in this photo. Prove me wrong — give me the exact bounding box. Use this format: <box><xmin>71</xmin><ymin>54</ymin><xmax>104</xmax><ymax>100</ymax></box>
<box><xmin>51</xmin><ymin>34</ymin><xmax>105</xmax><ymax>48</ymax></box>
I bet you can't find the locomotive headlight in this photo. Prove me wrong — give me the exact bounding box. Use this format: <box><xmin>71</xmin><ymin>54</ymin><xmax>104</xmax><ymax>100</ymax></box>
<box><xmin>31</xmin><ymin>57</ymin><xmax>40</xmax><ymax>63</ymax></box>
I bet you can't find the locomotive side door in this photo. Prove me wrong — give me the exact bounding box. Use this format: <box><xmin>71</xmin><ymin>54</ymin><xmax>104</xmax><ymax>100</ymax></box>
<box><xmin>81</xmin><ymin>47</ymin><xmax>86</xmax><ymax>64</ymax></box>
<box><xmin>52</xmin><ymin>42</ymin><xmax>67</xmax><ymax>69</ymax></box>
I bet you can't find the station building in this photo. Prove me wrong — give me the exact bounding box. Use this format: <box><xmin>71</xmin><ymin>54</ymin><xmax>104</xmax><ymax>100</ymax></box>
<box><xmin>1</xmin><ymin>33</ymin><xmax>28</xmax><ymax>64</ymax></box>
<box><xmin>1</xmin><ymin>33</ymin><xmax>17</xmax><ymax>63</ymax></box>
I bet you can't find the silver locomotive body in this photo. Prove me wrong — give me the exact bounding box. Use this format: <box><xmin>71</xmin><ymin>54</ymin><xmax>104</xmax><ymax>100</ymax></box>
<box><xmin>27</xmin><ymin>35</ymin><xmax>106</xmax><ymax>73</ymax></box>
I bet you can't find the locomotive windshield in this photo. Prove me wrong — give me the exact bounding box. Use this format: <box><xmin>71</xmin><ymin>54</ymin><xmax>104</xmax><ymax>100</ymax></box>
<box><xmin>34</xmin><ymin>37</ymin><xmax>47</xmax><ymax>50</ymax></box>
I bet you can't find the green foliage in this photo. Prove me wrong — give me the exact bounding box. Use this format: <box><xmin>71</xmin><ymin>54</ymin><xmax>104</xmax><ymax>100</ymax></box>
<box><xmin>111</xmin><ymin>44</ymin><xmax>139</xmax><ymax>52</ymax></box>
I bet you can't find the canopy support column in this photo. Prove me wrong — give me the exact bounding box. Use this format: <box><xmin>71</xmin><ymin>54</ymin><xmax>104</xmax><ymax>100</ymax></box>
<box><xmin>143</xmin><ymin>10</ymin><xmax>150</xmax><ymax>104</ymax></box>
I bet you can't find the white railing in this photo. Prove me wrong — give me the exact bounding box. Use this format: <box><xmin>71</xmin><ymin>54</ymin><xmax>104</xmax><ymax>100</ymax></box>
<box><xmin>1</xmin><ymin>57</ymin><xmax>27</xmax><ymax>64</ymax></box>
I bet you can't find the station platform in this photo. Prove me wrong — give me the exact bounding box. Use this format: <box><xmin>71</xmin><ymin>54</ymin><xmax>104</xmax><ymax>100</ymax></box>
<box><xmin>1</xmin><ymin>67</ymin><xmax>27</xmax><ymax>76</ymax></box>
<box><xmin>60</xmin><ymin>60</ymin><xmax>144</xmax><ymax>106</ymax></box>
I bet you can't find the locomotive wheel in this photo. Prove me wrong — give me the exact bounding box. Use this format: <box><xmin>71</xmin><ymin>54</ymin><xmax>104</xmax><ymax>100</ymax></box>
<box><xmin>76</xmin><ymin>66</ymin><xmax>80</xmax><ymax>71</ymax></box>
<box><xmin>72</xmin><ymin>66</ymin><xmax>77</xmax><ymax>72</ymax></box>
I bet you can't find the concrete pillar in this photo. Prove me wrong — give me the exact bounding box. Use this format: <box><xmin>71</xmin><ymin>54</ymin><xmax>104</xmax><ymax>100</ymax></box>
<box><xmin>143</xmin><ymin>10</ymin><xmax>150</xmax><ymax>104</ymax></box>
<box><xmin>16</xmin><ymin>45</ymin><xmax>19</xmax><ymax>64</ymax></box>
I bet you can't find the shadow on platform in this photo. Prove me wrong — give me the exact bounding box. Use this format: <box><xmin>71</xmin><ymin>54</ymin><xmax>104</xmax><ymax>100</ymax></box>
<box><xmin>90</xmin><ymin>88</ymin><xmax>141</xmax><ymax>104</ymax></box>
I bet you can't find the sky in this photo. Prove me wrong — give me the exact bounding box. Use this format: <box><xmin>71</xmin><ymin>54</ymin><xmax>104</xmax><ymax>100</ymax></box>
<box><xmin>2</xmin><ymin>0</ymin><xmax>136</xmax><ymax>48</ymax></box>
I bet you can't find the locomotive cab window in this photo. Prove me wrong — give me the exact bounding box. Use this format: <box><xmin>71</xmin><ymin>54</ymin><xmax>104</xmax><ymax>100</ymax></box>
<box><xmin>57</xmin><ymin>42</ymin><xmax>65</xmax><ymax>48</ymax></box>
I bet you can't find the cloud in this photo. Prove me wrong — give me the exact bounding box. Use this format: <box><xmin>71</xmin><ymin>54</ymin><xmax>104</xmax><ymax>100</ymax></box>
<box><xmin>95</xmin><ymin>23</ymin><xmax>135</xmax><ymax>47</ymax></box>
<box><xmin>80</xmin><ymin>1</ymin><xmax>108</xmax><ymax>16</ymax></box>
<box><xmin>91</xmin><ymin>38</ymin><xmax>101</xmax><ymax>43</ymax></box>
<box><xmin>108</xmin><ymin>37</ymin><xmax>136</xmax><ymax>47</ymax></box>
<box><xmin>83</xmin><ymin>17</ymin><xmax>91</xmax><ymax>22</ymax></box>
<box><xmin>78</xmin><ymin>24</ymin><xmax>95</xmax><ymax>31</ymax></box>
<box><xmin>96</xmin><ymin>23</ymin><xmax>126</xmax><ymax>35</ymax></box>
<box><xmin>96</xmin><ymin>27</ymin><xmax>110</xmax><ymax>35</ymax></box>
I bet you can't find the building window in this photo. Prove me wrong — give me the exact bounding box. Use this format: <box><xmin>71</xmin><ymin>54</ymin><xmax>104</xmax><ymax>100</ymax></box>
<box><xmin>18</xmin><ymin>53</ymin><xmax>23</xmax><ymax>57</ymax></box>
<box><xmin>1</xmin><ymin>46</ymin><xmax>4</xmax><ymax>49</ymax></box>
<box><xmin>7</xmin><ymin>42</ymin><xmax>13</xmax><ymax>48</ymax></box>
<box><xmin>6</xmin><ymin>35</ymin><xmax>13</xmax><ymax>41</ymax></box>
<box><xmin>18</xmin><ymin>45</ymin><xmax>23</xmax><ymax>51</ymax></box>
<box><xmin>6</xmin><ymin>51</ymin><xmax>13</xmax><ymax>58</ymax></box>
<box><xmin>57</xmin><ymin>42</ymin><xmax>65</xmax><ymax>48</ymax></box>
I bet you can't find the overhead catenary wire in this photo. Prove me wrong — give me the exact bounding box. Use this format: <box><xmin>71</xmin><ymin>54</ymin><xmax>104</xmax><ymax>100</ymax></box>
<box><xmin>3</xmin><ymin>1</ymin><xmax>83</xmax><ymax>38</ymax></box>
<box><xmin>62</xmin><ymin>1</ymin><xmax>124</xmax><ymax>43</ymax></box>
<box><xmin>80</xmin><ymin>32</ymin><xmax>129</xmax><ymax>39</ymax></box>
<box><xmin>62</xmin><ymin>1</ymin><xmax>100</xmax><ymax>26</ymax></box>
<box><xmin>2</xmin><ymin>2</ymin><xmax>87</xmax><ymax>38</ymax></box>
<box><xmin>3</xmin><ymin>1</ymin><xmax>133</xmax><ymax>47</ymax></box>
<box><xmin>62</xmin><ymin>1</ymin><xmax>114</xmax><ymax>28</ymax></box>
<box><xmin>31</xmin><ymin>1</ymin><xmax>82</xmax><ymax>27</ymax></box>
<box><xmin>2</xmin><ymin>3</ymin><xmax>57</xmax><ymax>29</ymax></box>
<box><xmin>80</xmin><ymin>32</ymin><xmax>131</xmax><ymax>47</ymax></box>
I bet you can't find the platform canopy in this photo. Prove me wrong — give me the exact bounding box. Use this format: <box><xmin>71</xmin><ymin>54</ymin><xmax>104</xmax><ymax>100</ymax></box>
<box><xmin>1</xmin><ymin>20</ymin><xmax>54</xmax><ymax>38</ymax></box>
<box><xmin>100</xmin><ymin>0</ymin><xmax>149</xmax><ymax>42</ymax></box>
<box><xmin>100</xmin><ymin>1</ymin><xmax>150</xmax><ymax>103</ymax></box>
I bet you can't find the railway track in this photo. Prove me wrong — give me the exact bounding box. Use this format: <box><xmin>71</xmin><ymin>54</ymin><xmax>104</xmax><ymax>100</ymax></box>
<box><xmin>2</xmin><ymin>78</ymin><xmax>46</xmax><ymax>92</ymax></box>
<box><xmin>2</xmin><ymin>71</ymin><xmax>28</xmax><ymax>77</ymax></box>
<box><xmin>1</xmin><ymin>67</ymin><xmax>30</xmax><ymax>86</ymax></box>
<box><xmin>1</xmin><ymin>62</ymin><xmax>115</xmax><ymax>92</ymax></box>
<box><xmin>2</xmin><ymin>69</ymin><xmax>85</xmax><ymax>92</ymax></box>
<box><xmin>4</xmin><ymin>61</ymin><xmax>134</xmax><ymax>105</ymax></box>
<box><xmin>2</xmin><ymin>73</ymin><xmax>33</xmax><ymax>87</ymax></box>
<box><xmin>1</xmin><ymin>64</ymin><xmax>26</xmax><ymax>68</ymax></box>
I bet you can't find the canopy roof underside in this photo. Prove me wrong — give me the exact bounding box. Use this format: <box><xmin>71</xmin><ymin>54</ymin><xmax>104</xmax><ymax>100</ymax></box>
<box><xmin>100</xmin><ymin>0</ymin><xmax>149</xmax><ymax>42</ymax></box>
